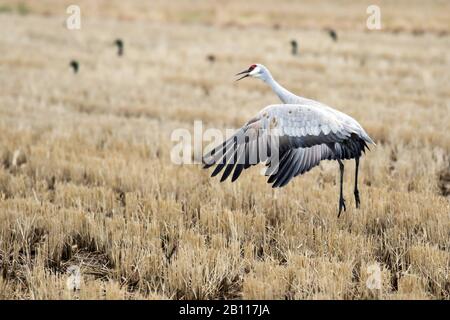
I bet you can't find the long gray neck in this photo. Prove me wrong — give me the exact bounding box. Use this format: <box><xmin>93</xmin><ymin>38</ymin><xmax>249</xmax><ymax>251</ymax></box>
<box><xmin>262</xmin><ymin>71</ymin><xmax>299</xmax><ymax>104</ymax></box>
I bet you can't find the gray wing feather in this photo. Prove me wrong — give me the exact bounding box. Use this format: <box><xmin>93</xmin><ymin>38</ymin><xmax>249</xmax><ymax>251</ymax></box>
<box><xmin>269</xmin><ymin>144</ymin><xmax>334</xmax><ymax>188</ymax></box>
<box><xmin>203</xmin><ymin>104</ymin><xmax>356</xmax><ymax>185</ymax></box>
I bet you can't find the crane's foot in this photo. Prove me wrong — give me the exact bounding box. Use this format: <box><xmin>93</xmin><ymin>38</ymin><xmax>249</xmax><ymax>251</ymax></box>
<box><xmin>338</xmin><ymin>197</ymin><xmax>346</xmax><ymax>217</ymax></box>
<box><xmin>354</xmin><ymin>189</ymin><xmax>360</xmax><ymax>209</ymax></box>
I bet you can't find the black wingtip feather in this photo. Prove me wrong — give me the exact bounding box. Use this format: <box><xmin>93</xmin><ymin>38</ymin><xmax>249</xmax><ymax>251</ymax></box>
<box><xmin>231</xmin><ymin>166</ymin><xmax>242</xmax><ymax>182</ymax></box>
<box><xmin>220</xmin><ymin>162</ymin><xmax>236</xmax><ymax>182</ymax></box>
<box><xmin>211</xmin><ymin>162</ymin><xmax>226</xmax><ymax>177</ymax></box>
<box><xmin>203</xmin><ymin>162</ymin><xmax>214</xmax><ymax>169</ymax></box>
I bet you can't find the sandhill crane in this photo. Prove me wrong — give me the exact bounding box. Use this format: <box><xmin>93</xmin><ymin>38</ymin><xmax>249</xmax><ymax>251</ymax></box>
<box><xmin>206</xmin><ymin>54</ymin><xmax>216</xmax><ymax>63</ymax></box>
<box><xmin>290</xmin><ymin>40</ymin><xmax>298</xmax><ymax>55</ymax></box>
<box><xmin>326</xmin><ymin>28</ymin><xmax>338</xmax><ymax>42</ymax></box>
<box><xmin>114</xmin><ymin>39</ymin><xmax>124</xmax><ymax>56</ymax></box>
<box><xmin>203</xmin><ymin>64</ymin><xmax>374</xmax><ymax>216</ymax></box>
<box><xmin>69</xmin><ymin>60</ymin><xmax>79</xmax><ymax>73</ymax></box>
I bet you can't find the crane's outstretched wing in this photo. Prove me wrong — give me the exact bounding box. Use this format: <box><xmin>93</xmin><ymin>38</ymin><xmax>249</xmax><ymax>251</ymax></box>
<box><xmin>265</xmin><ymin>144</ymin><xmax>335</xmax><ymax>187</ymax></box>
<box><xmin>203</xmin><ymin>104</ymin><xmax>363</xmax><ymax>187</ymax></box>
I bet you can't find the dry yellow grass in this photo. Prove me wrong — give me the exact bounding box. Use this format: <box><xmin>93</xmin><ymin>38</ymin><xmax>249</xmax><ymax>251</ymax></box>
<box><xmin>0</xmin><ymin>0</ymin><xmax>449</xmax><ymax>300</ymax></box>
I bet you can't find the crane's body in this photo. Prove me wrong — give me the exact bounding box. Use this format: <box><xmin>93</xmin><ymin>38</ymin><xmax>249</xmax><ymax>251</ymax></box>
<box><xmin>204</xmin><ymin>64</ymin><xmax>374</xmax><ymax>216</ymax></box>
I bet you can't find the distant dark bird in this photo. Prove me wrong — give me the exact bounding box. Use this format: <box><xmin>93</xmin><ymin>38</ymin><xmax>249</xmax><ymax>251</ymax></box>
<box><xmin>114</xmin><ymin>39</ymin><xmax>124</xmax><ymax>56</ymax></box>
<box><xmin>69</xmin><ymin>60</ymin><xmax>79</xmax><ymax>73</ymax></box>
<box><xmin>327</xmin><ymin>28</ymin><xmax>338</xmax><ymax>42</ymax></box>
<box><xmin>290</xmin><ymin>40</ymin><xmax>298</xmax><ymax>55</ymax></box>
<box><xmin>206</xmin><ymin>54</ymin><xmax>216</xmax><ymax>63</ymax></box>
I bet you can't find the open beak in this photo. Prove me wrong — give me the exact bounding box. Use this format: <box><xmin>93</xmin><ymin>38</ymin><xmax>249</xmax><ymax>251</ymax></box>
<box><xmin>235</xmin><ymin>69</ymin><xmax>250</xmax><ymax>81</ymax></box>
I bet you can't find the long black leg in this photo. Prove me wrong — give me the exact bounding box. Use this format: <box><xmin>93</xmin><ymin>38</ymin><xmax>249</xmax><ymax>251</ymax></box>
<box><xmin>337</xmin><ymin>159</ymin><xmax>346</xmax><ymax>217</ymax></box>
<box><xmin>354</xmin><ymin>157</ymin><xmax>360</xmax><ymax>208</ymax></box>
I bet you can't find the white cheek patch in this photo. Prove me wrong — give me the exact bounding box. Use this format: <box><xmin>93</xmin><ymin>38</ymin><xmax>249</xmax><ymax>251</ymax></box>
<box><xmin>249</xmin><ymin>66</ymin><xmax>261</xmax><ymax>76</ymax></box>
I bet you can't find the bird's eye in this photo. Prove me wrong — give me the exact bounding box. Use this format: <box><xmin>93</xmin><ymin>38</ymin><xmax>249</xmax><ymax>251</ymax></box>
<box><xmin>248</xmin><ymin>64</ymin><xmax>257</xmax><ymax>71</ymax></box>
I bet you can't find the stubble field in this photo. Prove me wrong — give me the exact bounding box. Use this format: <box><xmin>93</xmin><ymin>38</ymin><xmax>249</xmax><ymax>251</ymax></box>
<box><xmin>0</xmin><ymin>0</ymin><xmax>449</xmax><ymax>299</ymax></box>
